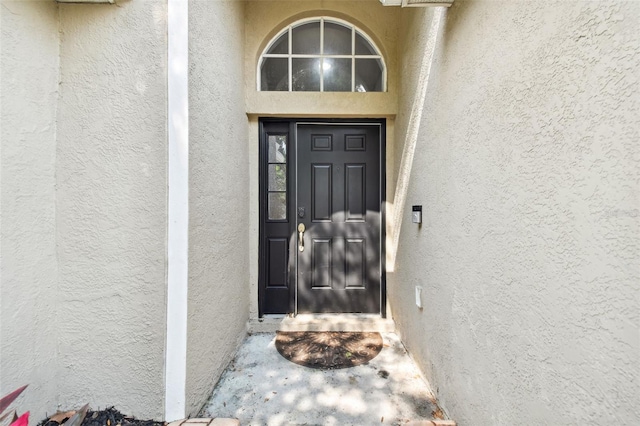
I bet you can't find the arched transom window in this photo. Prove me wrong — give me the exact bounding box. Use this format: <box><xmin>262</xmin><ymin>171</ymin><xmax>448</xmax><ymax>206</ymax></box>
<box><xmin>259</xmin><ymin>17</ymin><xmax>386</xmax><ymax>92</ymax></box>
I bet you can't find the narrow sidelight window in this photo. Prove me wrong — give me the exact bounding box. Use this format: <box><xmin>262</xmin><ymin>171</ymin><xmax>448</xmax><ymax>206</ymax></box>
<box><xmin>267</xmin><ymin>135</ymin><xmax>288</xmax><ymax>220</ymax></box>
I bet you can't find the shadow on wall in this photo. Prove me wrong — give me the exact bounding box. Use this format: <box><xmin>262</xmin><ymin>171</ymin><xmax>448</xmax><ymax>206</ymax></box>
<box><xmin>387</xmin><ymin>7</ymin><xmax>446</xmax><ymax>272</ymax></box>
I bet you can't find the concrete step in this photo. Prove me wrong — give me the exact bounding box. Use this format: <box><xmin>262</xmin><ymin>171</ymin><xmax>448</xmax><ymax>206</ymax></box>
<box><xmin>247</xmin><ymin>313</ymin><xmax>396</xmax><ymax>333</ymax></box>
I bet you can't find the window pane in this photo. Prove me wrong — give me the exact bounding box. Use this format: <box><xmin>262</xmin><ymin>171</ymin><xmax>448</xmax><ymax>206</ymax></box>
<box><xmin>324</xmin><ymin>22</ymin><xmax>351</xmax><ymax>55</ymax></box>
<box><xmin>323</xmin><ymin>58</ymin><xmax>352</xmax><ymax>92</ymax></box>
<box><xmin>268</xmin><ymin>192</ymin><xmax>287</xmax><ymax>220</ymax></box>
<box><xmin>292</xmin><ymin>58</ymin><xmax>320</xmax><ymax>91</ymax></box>
<box><xmin>268</xmin><ymin>164</ymin><xmax>287</xmax><ymax>191</ymax></box>
<box><xmin>268</xmin><ymin>135</ymin><xmax>287</xmax><ymax>163</ymax></box>
<box><xmin>261</xmin><ymin>58</ymin><xmax>288</xmax><ymax>91</ymax></box>
<box><xmin>259</xmin><ymin>19</ymin><xmax>386</xmax><ymax>93</ymax></box>
<box><xmin>267</xmin><ymin>32</ymin><xmax>288</xmax><ymax>54</ymax></box>
<box><xmin>355</xmin><ymin>58</ymin><xmax>383</xmax><ymax>92</ymax></box>
<box><xmin>292</xmin><ymin>22</ymin><xmax>320</xmax><ymax>54</ymax></box>
<box><xmin>355</xmin><ymin>33</ymin><xmax>377</xmax><ymax>55</ymax></box>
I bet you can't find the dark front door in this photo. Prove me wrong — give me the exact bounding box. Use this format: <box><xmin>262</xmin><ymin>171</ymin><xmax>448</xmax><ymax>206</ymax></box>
<box><xmin>259</xmin><ymin>119</ymin><xmax>385</xmax><ymax>316</ymax></box>
<box><xmin>296</xmin><ymin>123</ymin><xmax>382</xmax><ymax>313</ymax></box>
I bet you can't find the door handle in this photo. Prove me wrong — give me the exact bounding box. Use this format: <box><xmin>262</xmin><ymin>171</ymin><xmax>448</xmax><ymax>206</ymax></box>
<box><xmin>298</xmin><ymin>223</ymin><xmax>306</xmax><ymax>252</ymax></box>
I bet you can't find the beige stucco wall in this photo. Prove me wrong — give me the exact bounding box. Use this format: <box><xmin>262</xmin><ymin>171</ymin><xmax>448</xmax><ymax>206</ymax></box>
<box><xmin>186</xmin><ymin>0</ymin><xmax>250</xmax><ymax>415</ymax></box>
<box><xmin>390</xmin><ymin>1</ymin><xmax>639</xmax><ymax>425</ymax></box>
<box><xmin>0</xmin><ymin>1</ymin><xmax>60</xmax><ymax>418</ymax></box>
<box><xmin>3</xmin><ymin>0</ymin><xmax>251</xmax><ymax>418</ymax></box>
<box><xmin>55</xmin><ymin>1</ymin><xmax>168</xmax><ymax>418</ymax></box>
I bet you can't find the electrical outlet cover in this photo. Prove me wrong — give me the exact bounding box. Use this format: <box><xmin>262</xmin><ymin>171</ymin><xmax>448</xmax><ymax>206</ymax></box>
<box><xmin>415</xmin><ymin>286</ymin><xmax>423</xmax><ymax>308</ymax></box>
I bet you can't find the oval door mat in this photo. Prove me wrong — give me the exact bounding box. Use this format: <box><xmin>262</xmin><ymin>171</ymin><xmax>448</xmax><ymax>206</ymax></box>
<box><xmin>275</xmin><ymin>331</ymin><xmax>383</xmax><ymax>369</ymax></box>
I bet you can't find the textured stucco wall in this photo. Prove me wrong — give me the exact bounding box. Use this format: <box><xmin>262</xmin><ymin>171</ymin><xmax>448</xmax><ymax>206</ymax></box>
<box><xmin>390</xmin><ymin>1</ymin><xmax>639</xmax><ymax>425</ymax></box>
<box><xmin>186</xmin><ymin>0</ymin><xmax>250</xmax><ymax>415</ymax></box>
<box><xmin>56</xmin><ymin>1</ymin><xmax>167</xmax><ymax>418</ymax></box>
<box><xmin>0</xmin><ymin>1</ymin><xmax>60</xmax><ymax>418</ymax></box>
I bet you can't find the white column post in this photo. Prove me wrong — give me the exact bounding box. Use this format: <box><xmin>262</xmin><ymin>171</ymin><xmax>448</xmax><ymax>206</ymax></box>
<box><xmin>165</xmin><ymin>0</ymin><xmax>189</xmax><ymax>421</ymax></box>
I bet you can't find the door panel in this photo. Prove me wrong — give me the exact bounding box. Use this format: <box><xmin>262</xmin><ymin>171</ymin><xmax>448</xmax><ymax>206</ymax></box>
<box><xmin>267</xmin><ymin>238</ymin><xmax>288</xmax><ymax>287</ymax></box>
<box><xmin>345</xmin><ymin>164</ymin><xmax>366</xmax><ymax>221</ymax></box>
<box><xmin>312</xmin><ymin>165</ymin><xmax>332</xmax><ymax>221</ymax></box>
<box><xmin>297</xmin><ymin>124</ymin><xmax>381</xmax><ymax>313</ymax></box>
<box><xmin>345</xmin><ymin>238</ymin><xmax>366</xmax><ymax>289</ymax></box>
<box><xmin>311</xmin><ymin>238</ymin><xmax>333</xmax><ymax>288</ymax></box>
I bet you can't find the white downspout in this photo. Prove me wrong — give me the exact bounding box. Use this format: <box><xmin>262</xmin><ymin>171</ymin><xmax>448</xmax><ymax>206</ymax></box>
<box><xmin>165</xmin><ymin>0</ymin><xmax>189</xmax><ymax>421</ymax></box>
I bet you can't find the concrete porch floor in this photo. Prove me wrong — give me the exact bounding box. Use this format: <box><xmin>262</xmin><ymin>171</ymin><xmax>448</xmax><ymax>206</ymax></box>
<box><xmin>200</xmin><ymin>332</ymin><xmax>454</xmax><ymax>426</ymax></box>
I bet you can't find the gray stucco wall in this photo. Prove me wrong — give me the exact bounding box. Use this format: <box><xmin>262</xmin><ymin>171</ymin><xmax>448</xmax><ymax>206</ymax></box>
<box><xmin>0</xmin><ymin>1</ymin><xmax>60</xmax><ymax>418</ymax></box>
<box><xmin>390</xmin><ymin>1</ymin><xmax>639</xmax><ymax>425</ymax></box>
<box><xmin>186</xmin><ymin>0</ymin><xmax>250</xmax><ymax>416</ymax></box>
<box><xmin>55</xmin><ymin>1</ymin><xmax>168</xmax><ymax>418</ymax></box>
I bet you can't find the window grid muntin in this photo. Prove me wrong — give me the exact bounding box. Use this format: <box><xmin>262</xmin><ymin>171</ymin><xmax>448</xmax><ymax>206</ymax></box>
<box><xmin>320</xmin><ymin>18</ymin><xmax>324</xmax><ymax>92</ymax></box>
<box><xmin>351</xmin><ymin>28</ymin><xmax>355</xmax><ymax>91</ymax></box>
<box><xmin>258</xmin><ymin>17</ymin><xmax>386</xmax><ymax>92</ymax></box>
<box><xmin>288</xmin><ymin>27</ymin><xmax>292</xmax><ymax>91</ymax></box>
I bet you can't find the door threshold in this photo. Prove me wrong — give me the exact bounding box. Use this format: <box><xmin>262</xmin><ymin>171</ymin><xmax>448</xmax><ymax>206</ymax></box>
<box><xmin>248</xmin><ymin>314</ymin><xmax>395</xmax><ymax>333</ymax></box>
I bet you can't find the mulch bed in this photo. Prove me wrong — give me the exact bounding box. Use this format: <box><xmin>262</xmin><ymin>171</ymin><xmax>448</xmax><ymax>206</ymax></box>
<box><xmin>39</xmin><ymin>407</ymin><xmax>165</xmax><ymax>426</ymax></box>
<box><xmin>275</xmin><ymin>331</ymin><xmax>383</xmax><ymax>369</ymax></box>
